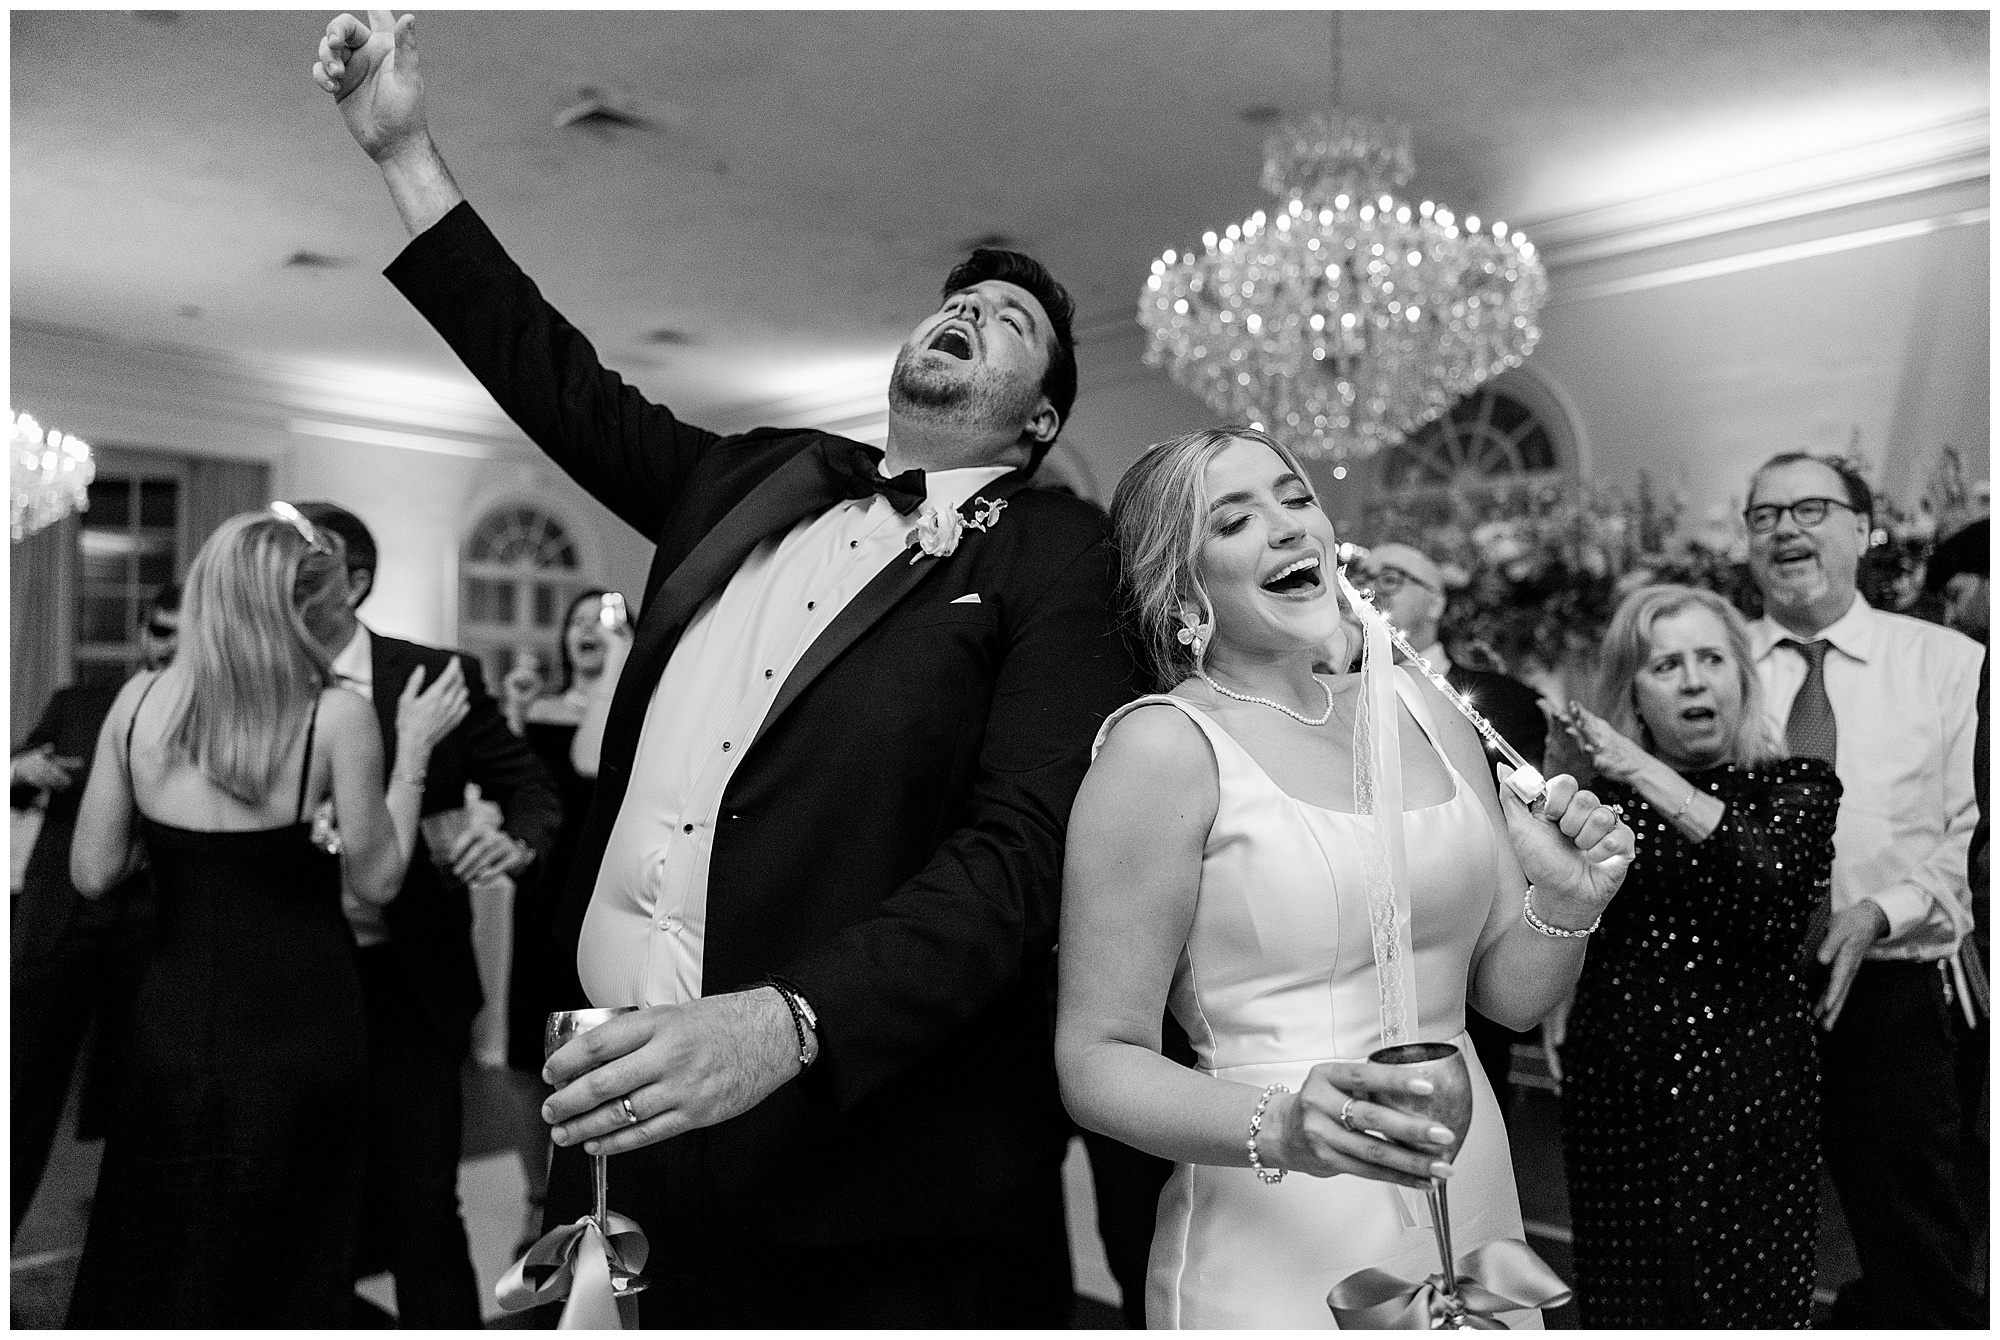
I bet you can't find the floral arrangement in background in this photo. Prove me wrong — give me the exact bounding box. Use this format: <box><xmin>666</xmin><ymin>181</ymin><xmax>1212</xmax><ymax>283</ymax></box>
<box><xmin>1359</xmin><ymin>443</ymin><xmax>1986</xmax><ymax>701</ymax></box>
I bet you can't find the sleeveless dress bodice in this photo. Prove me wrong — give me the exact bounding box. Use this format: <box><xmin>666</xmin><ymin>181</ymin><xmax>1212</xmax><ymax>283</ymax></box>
<box><xmin>1098</xmin><ymin>668</ymin><xmax>1538</xmax><ymax>1329</ymax></box>
<box><xmin>68</xmin><ymin>700</ymin><xmax>367</xmax><ymax>1328</ymax></box>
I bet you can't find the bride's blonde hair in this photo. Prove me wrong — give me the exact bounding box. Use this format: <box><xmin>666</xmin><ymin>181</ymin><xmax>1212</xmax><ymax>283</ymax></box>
<box><xmin>1110</xmin><ymin>425</ymin><xmax>1316</xmax><ymax>692</ymax></box>
<box><xmin>159</xmin><ymin>511</ymin><xmax>347</xmax><ymax>804</ymax></box>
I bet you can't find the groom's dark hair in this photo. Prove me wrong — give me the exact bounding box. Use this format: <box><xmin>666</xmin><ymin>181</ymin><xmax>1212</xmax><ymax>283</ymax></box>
<box><xmin>293</xmin><ymin>501</ymin><xmax>378</xmax><ymax>579</ymax></box>
<box><xmin>942</xmin><ymin>248</ymin><xmax>1077</xmax><ymax>463</ymax></box>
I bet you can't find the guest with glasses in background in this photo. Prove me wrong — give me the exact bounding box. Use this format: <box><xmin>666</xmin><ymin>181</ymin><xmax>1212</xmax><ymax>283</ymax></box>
<box><xmin>11</xmin><ymin>585</ymin><xmax>181</xmax><ymax>1234</ymax></box>
<box><xmin>63</xmin><ymin>507</ymin><xmax>469</xmax><ymax>1326</ymax></box>
<box><xmin>1742</xmin><ymin>452</ymin><xmax>1985</xmax><ymax>1328</ymax></box>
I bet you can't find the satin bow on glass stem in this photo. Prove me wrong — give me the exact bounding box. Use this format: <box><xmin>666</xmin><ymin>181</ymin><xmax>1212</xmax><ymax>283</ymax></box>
<box><xmin>1326</xmin><ymin>1238</ymin><xmax>1573</xmax><ymax>1329</ymax></box>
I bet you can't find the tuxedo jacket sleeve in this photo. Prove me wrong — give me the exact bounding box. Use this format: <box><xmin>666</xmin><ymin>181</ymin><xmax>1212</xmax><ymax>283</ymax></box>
<box><xmin>370</xmin><ymin>637</ymin><xmax>563</xmax><ymax>1054</ymax></box>
<box><xmin>13</xmin><ymin>685</ymin><xmax>135</xmax><ymax>962</ymax></box>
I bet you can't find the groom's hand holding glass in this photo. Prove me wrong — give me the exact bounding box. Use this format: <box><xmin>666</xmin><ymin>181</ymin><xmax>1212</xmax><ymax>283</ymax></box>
<box><xmin>540</xmin><ymin>987</ymin><xmax>806</xmax><ymax>1156</ymax></box>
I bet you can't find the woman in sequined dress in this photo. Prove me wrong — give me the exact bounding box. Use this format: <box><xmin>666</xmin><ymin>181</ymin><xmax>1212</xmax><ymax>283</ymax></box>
<box><xmin>1556</xmin><ymin>584</ymin><xmax>1839</xmax><ymax>1328</ymax></box>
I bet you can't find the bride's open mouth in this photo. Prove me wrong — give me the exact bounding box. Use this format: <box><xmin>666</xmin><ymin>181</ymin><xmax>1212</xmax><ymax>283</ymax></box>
<box><xmin>1261</xmin><ymin>555</ymin><xmax>1324</xmax><ymax>597</ymax></box>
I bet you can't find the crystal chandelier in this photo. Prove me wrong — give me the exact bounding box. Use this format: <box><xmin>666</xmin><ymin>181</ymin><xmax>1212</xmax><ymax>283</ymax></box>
<box><xmin>1137</xmin><ymin>22</ymin><xmax>1549</xmax><ymax>462</ymax></box>
<box><xmin>11</xmin><ymin>410</ymin><xmax>95</xmax><ymax>542</ymax></box>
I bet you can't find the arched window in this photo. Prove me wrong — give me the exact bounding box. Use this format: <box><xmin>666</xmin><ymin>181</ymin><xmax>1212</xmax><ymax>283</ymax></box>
<box><xmin>460</xmin><ymin>504</ymin><xmax>596</xmax><ymax>690</ymax></box>
<box><xmin>1367</xmin><ymin>370</ymin><xmax>1578</xmax><ymax>526</ymax></box>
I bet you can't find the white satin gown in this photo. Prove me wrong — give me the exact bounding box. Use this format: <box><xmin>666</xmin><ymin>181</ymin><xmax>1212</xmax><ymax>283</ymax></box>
<box><xmin>1098</xmin><ymin>668</ymin><xmax>1539</xmax><ymax>1329</ymax></box>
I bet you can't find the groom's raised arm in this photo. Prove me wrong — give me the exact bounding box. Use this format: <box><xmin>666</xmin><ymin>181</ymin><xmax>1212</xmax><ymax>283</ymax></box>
<box><xmin>315</xmin><ymin>10</ymin><xmax>718</xmax><ymax>540</ymax></box>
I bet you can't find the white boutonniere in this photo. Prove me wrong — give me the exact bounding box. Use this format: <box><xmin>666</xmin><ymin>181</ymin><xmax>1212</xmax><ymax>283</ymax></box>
<box><xmin>906</xmin><ymin>496</ymin><xmax>1008</xmax><ymax>564</ymax></box>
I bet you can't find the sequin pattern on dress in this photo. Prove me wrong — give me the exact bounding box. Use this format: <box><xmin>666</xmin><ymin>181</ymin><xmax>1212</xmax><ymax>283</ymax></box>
<box><xmin>1560</xmin><ymin>758</ymin><xmax>1840</xmax><ymax>1328</ymax></box>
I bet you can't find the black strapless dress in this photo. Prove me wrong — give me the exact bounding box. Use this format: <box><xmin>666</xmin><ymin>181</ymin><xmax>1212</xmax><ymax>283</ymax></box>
<box><xmin>68</xmin><ymin>705</ymin><xmax>366</xmax><ymax>1328</ymax></box>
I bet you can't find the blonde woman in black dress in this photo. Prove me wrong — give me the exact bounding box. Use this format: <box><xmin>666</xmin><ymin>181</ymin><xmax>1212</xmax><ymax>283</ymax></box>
<box><xmin>1557</xmin><ymin>583</ymin><xmax>1839</xmax><ymax>1327</ymax></box>
<box><xmin>67</xmin><ymin>506</ymin><xmax>469</xmax><ymax>1327</ymax></box>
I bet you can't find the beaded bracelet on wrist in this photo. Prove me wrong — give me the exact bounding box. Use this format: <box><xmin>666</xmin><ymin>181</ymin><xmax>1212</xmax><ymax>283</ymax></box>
<box><xmin>762</xmin><ymin>975</ymin><xmax>819</xmax><ymax>1069</ymax></box>
<box><xmin>1523</xmin><ymin>882</ymin><xmax>1601</xmax><ymax>938</ymax></box>
<box><xmin>1246</xmin><ymin>1082</ymin><xmax>1289</xmax><ymax>1184</ymax></box>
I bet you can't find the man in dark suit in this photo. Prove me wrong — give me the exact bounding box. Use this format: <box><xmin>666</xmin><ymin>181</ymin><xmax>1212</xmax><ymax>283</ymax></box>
<box><xmin>293</xmin><ymin>501</ymin><xmax>562</xmax><ymax>1328</ymax></box>
<box><xmin>1365</xmin><ymin>542</ymin><xmax>1548</xmax><ymax>1121</ymax></box>
<box><xmin>10</xmin><ymin>586</ymin><xmax>182</xmax><ymax>1232</ymax></box>
<box><xmin>317</xmin><ymin>12</ymin><xmax>1136</xmax><ymax>1326</ymax></box>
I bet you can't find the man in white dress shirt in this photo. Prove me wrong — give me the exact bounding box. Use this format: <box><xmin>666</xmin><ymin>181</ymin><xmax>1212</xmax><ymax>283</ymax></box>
<box><xmin>1743</xmin><ymin>452</ymin><xmax>1984</xmax><ymax>1327</ymax></box>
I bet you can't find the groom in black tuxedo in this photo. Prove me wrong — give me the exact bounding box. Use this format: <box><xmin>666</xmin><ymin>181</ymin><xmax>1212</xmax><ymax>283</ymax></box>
<box><xmin>317</xmin><ymin>10</ymin><xmax>1137</xmax><ymax>1327</ymax></box>
<box><xmin>294</xmin><ymin>501</ymin><xmax>562</xmax><ymax>1327</ymax></box>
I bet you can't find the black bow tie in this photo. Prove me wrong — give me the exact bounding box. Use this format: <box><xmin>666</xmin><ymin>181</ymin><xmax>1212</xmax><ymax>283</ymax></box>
<box><xmin>827</xmin><ymin>441</ymin><xmax>926</xmax><ymax>515</ymax></box>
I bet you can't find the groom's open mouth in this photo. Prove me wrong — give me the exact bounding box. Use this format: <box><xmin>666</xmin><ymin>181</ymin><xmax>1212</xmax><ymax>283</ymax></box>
<box><xmin>1261</xmin><ymin>555</ymin><xmax>1324</xmax><ymax>597</ymax></box>
<box><xmin>927</xmin><ymin>326</ymin><xmax>975</xmax><ymax>361</ymax></box>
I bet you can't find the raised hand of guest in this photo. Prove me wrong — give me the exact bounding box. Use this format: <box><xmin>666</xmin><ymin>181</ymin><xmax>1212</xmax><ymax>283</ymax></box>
<box><xmin>394</xmin><ymin>655</ymin><xmax>470</xmax><ymax>763</ymax></box>
<box><xmin>1495</xmin><ymin>764</ymin><xmax>1634</xmax><ymax>922</ymax></box>
<box><xmin>11</xmin><ymin>743</ymin><xmax>84</xmax><ymax>792</ymax></box>
<box><xmin>499</xmin><ymin>655</ymin><xmax>542</xmax><ymax>736</ymax></box>
<box><xmin>1813</xmin><ymin>900</ymin><xmax>1890</xmax><ymax>1031</ymax></box>
<box><xmin>1558</xmin><ymin>700</ymin><xmax>1651</xmax><ymax>784</ymax></box>
<box><xmin>541</xmin><ymin>988</ymin><xmax>804</xmax><ymax>1156</ymax></box>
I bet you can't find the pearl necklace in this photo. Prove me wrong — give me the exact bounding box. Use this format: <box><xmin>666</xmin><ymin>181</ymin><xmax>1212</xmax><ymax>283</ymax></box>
<box><xmin>1198</xmin><ymin>671</ymin><xmax>1337</xmax><ymax>727</ymax></box>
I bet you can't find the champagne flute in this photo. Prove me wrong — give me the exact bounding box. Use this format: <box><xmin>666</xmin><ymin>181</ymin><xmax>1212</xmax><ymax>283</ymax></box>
<box><xmin>545</xmin><ymin>1007</ymin><xmax>647</xmax><ymax>1297</ymax></box>
<box><xmin>1368</xmin><ymin>1041</ymin><xmax>1476</xmax><ymax>1309</ymax></box>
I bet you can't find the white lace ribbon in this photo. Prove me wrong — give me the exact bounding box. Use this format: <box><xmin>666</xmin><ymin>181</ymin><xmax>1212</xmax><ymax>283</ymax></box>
<box><xmin>1336</xmin><ymin>566</ymin><xmax>1420</xmax><ymax>1050</ymax></box>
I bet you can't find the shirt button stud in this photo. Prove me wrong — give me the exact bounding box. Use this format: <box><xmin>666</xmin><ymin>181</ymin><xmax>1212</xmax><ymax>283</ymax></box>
<box><xmin>683</xmin><ymin>824</ymin><xmax>693</xmax><ymax>834</ymax></box>
<box><xmin>722</xmin><ymin>741</ymin><xmax>732</xmax><ymax>751</ymax></box>
<box><xmin>765</xmin><ymin>669</ymin><xmax>773</xmax><ymax>678</ymax></box>
<box><xmin>807</xmin><ymin>601</ymin><xmax>816</xmax><ymax>610</ymax></box>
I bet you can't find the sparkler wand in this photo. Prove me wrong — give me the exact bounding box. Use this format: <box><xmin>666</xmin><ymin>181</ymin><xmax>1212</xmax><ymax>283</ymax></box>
<box><xmin>1340</xmin><ymin>562</ymin><xmax>1549</xmax><ymax>808</ymax></box>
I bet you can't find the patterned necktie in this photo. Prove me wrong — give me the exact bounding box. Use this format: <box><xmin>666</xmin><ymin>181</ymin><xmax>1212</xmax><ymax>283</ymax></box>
<box><xmin>1778</xmin><ymin>639</ymin><xmax>1837</xmax><ymax>765</ymax></box>
<box><xmin>1781</xmin><ymin>638</ymin><xmax>1838</xmax><ymax>969</ymax></box>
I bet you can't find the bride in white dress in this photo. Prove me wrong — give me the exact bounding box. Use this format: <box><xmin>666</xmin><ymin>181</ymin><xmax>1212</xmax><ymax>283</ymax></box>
<box><xmin>1056</xmin><ymin>428</ymin><xmax>1634</xmax><ymax>1328</ymax></box>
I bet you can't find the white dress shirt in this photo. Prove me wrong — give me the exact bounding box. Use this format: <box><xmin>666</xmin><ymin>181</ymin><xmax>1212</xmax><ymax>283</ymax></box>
<box><xmin>578</xmin><ymin>463</ymin><xmax>1012</xmax><ymax>1008</ymax></box>
<box><xmin>329</xmin><ymin>625</ymin><xmax>391</xmax><ymax>947</ymax></box>
<box><xmin>1750</xmin><ymin>594</ymin><xmax>1982</xmax><ymax>961</ymax></box>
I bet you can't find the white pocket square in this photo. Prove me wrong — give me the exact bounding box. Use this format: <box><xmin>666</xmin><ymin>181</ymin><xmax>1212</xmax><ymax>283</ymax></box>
<box><xmin>950</xmin><ymin>593</ymin><xmax>982</xmax><ymax>605</ymax></box>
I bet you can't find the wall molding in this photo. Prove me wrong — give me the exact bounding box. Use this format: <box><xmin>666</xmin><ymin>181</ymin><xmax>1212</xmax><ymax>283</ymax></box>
<box><xmin>1522</xmin><ymin>110</ymin><xmax>1989</xmax><ymax>270</ymax></box>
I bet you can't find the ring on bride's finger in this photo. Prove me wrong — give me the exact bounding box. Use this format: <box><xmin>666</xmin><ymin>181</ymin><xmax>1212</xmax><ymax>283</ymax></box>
<box><xmin>1338</xmin><ymin>1096</ymin><xmax>1360</xmax><ymax>1132</ymax></box>
<box><xmin>618</xmin><ymin>1096</ymin><xmax>640</xmax><ymax>1126</ymax></box>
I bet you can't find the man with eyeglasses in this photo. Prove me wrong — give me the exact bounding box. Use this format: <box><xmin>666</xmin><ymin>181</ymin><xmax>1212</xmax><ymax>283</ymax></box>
<box><xmin>1363</xmin><ymin>542</ymin><xmax>1549</xmax><ymax>1125</ymax></box>
<box><xmin>1743</xmin><ymin>451</ymin><xmax>1984</xmax><ymax>1327</ymax></box>
<box><xmin>10</xmin><ymin>584</ymin><xmax>179</xmax><ymax>1231</ymax></box>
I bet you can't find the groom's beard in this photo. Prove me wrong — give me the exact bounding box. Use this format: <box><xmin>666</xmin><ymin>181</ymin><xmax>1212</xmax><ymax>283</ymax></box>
<box><xmin>888</xmin><ymin>346</ymin><xmax>1043</xmax><ymax>439</ymax></box>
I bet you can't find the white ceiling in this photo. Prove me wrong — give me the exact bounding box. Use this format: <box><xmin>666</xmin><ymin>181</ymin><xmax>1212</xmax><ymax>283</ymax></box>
<box><xmin>11</xmin><ymin>9</ymin><xmax>1990</xmax><ymax>431</ymax></box>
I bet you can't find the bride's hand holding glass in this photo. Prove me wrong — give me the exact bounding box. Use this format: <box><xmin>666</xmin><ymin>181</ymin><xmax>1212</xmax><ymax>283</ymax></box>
<box><xmin>1262</xmin><ymin>1058</ymin><xmax>1462</xmax><ymax>1190</ymax></box>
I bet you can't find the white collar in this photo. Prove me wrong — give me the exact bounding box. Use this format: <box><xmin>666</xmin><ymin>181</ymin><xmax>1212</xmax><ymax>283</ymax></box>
<box><xmin>1751</xmin><ymin>592</ymin><xmax>1873</xmax><ymax>664</ymax></box>
<box><xmin>330</xmin><ymin>623</ymin><xmax>373</xmax><ymax>685</ymax></box>
<box><xmin>913</xmin><ymin>463</ymin><xmax>1013</xmax><ymax>518</ymax></box>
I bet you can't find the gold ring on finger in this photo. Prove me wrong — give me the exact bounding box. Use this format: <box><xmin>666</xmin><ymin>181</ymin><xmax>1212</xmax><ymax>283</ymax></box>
<box><xmin>618</xmin><ymin>1096</ymin><xmax>640</xmax><ymax>1126</ymax></box>
<box><xmin>1338</xmin><ymin>1096</ymin><xmax>1360</xmax><ymax>1132</ymax></box>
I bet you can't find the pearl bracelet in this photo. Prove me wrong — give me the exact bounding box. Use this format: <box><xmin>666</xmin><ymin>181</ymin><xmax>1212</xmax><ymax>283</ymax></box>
<box><xmin>1668</xmin><ymin>785</ymin><xmax>1697</xmax><ymax>822</ymax></box>
<box><xmin>1523</xmin><ymin>882</ymin><xmax>1601</xmax><ymax>938</ymax></box>
<box><xmin>1246</xmin><ymin>1082</ymin><xmax>1289</xmax><ymax>1184</ymax></box>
